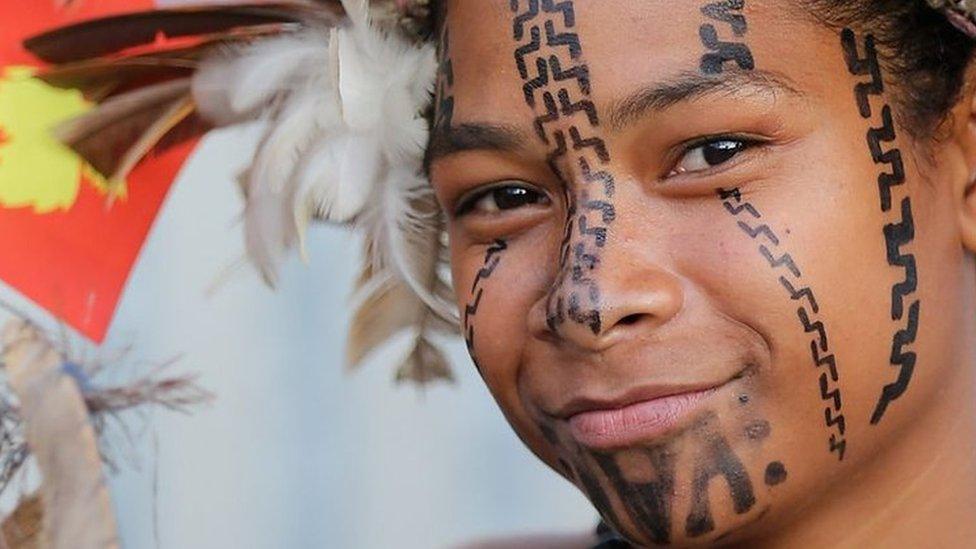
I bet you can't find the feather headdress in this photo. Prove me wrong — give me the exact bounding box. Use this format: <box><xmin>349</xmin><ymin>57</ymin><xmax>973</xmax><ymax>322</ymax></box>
<box><xmin>25</xmin><ymin>0</ymin><xmax>457</xmax><ymax>383</ymax></box>
<box><xmin>194</xmin><ymin>0</ymin><xmax>456</xmax><ymax>382</ymax></box>
<box><xmin>928</xmin><ymin>0</ymin><xmax>976</xmax><ymax>37</ymax></box>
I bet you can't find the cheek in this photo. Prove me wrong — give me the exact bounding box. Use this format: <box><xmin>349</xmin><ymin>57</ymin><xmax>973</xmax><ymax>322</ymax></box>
<box><xmin>450</xmin><ymin>229</ymin><xmax>558</xmax><ymax>419</ymax></box>
<box><xmin>870</xmin><ymin>159</ymin><xmax>972</xmax><ymax>435</ymax></box>
<box><xmin>666</xmin><ymin>150</ymin><xmax>907</xmax><ymax>466</ymax></box>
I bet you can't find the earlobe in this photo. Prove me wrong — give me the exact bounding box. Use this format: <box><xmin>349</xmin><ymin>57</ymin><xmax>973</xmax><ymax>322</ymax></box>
<box><xmin>959</xmin><ymin>173</ymin><xmax>976</xmax><ymax>253</ymax></box>
<box><xmin>952</xmin><ymin>72</ymin><xmax>976</xmax><ymax>253</ymax></box>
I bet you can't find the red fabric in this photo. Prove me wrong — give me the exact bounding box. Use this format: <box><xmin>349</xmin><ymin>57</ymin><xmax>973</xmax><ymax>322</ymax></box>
<box><xmin>0</xmin><ymin>1</ymin><xmax>196</xmax><ymax>342</ymax></box>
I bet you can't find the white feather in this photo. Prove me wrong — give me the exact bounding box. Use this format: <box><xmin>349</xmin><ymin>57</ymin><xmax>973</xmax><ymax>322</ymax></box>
<box><xmin>193</xmin><ymin>33</ymin><xmax>329</xmax><ymax>126</ymax></box>
<box><xmin>340</xmin><ymin>0</ymin><xmax>370</xmax><ymax>26</ymax></box>
<box><xmin>302</xmin><ymin>135</ymin><xmax>379</xmax><ymax>218</ymax></box>
<box><xmin>358</xmin><ymin>167</ymin><xmax>456</xmax><ymax>323</ymax></box>
<box><xmin>192</xmin><ymin>1</ymin><xmax>455</xmax><ymax>379</ymax></box>
<box><xmin>229</xmin><ymin>36</ymin><xmax>328</xmax><ymax>117</ymax></box>
<box><xmin>336</xmin><ymin>30</ymin><xmax>382</xmax><ymax>131</ymax></box>
<box><xmin>242</xmin><ymin>90</ymin><xmax>323</xmax><ymax>284</ymax></box>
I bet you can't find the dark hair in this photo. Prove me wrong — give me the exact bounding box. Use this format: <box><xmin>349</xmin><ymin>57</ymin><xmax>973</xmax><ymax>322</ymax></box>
<box><xmin>425</xmin><ymin>0</ymin><xmax>974</xmax><ymax>139</ymax></box>
<box><xmin>801</xmin><ymin>0</ymin><xmax>975</xmax><ymax>138</ymax></box>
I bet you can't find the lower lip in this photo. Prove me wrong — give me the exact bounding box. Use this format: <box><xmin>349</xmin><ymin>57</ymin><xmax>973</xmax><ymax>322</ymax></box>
<box><xmin>568</xmin><ymin>389</ymin><xmax>717</xmax><ymax>450</ymax></box>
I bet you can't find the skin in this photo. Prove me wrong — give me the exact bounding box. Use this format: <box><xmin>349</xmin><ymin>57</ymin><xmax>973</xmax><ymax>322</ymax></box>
<box><xmin>427</xmin><ymin>1</ymin><xmax>976</xmax><ymax>546</ymax></box>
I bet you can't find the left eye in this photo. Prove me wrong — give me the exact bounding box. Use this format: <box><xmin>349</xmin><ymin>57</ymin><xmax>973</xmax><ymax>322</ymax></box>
<box><xmin>456</xmin><ymin>184</ymin><xmax>550</xmax><ymax>216</ymax></box>
<box><xmin>670</xmin><ymin>138</ymin><xmax>754</xmax><ymax>176</ymax></box>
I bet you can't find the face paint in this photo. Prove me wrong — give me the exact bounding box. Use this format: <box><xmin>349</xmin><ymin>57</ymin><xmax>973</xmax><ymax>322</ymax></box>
<box><xmin>432</xmin><ymin>1</ymin><xmax>976</xmax><ymax>544</ymax></box>
<box><xmin>764</xmin><ymin>461</ymin><xmax>788</xmax><ymax>487</ymax></box>
<box><xmin>699</xmin><ymin>0</ymin><xmax>755</xmax><ymax>74</ymax></box>
<box><xmin>515</xmin><ymin>6</ymin><xmax>781</xmax><ymax>542</ymax></box>
<box><xmin>840</xmin><ymin>29</ymin><xmax>921</xmax><ymax>425</ymax></box>
<box><xmin>549</xmin><ymin>410</ymin><xmax>780</xmax><ymax>545</ymax></box>
<box><xmin>509</xmin><ymin>0</ymin><xmax>616</xmax><ymax>336</ymax></box>
<box><xmin>744</xmin><ymin>419</ymin><xmax>771</xmax><ymax>441</ymax></box>
<box><xmin>719</xmin><ymin>188</ymin><xmax>847</xmax><ymax>461</ymax></box>
<box><xmin>592</xmin><ymin>446</ymin><xmax>676</xmax><ymax>544</ymax></box>
<box><xmin>684</xmin><ymin>413</ymin><xmax>757</xmax><ymax>538</ymax></box>
<box><xmin>463</xmin><ymin>240</ymin><xmax>508</xmax><ymax>373</ymax></box>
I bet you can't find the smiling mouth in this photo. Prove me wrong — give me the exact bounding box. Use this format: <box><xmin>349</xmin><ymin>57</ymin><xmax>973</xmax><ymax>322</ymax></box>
<box><xmin>566</xmin><ymin>386</ymin><xmax>723</xmax><ymax>450</ymax></box>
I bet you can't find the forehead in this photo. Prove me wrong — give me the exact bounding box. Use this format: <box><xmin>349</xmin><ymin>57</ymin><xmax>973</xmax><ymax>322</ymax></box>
<box><xmin>443</xmin><ymin>0</ymin><xmax>835</xmax><ymax>125</ymax></box>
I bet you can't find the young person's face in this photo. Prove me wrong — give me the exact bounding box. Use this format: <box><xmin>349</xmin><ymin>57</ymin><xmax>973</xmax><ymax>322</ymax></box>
<box><xmin>428</xmin><ymin>1</ymin><xmax>976</xmax><ymax>545</ymax></box>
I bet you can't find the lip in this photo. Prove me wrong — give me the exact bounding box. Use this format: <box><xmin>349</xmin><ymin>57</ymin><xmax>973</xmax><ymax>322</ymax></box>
<box><xmin>565</xmin><ymin>386</ymin><xmax>720</xmax><ymax>450</ymax></box>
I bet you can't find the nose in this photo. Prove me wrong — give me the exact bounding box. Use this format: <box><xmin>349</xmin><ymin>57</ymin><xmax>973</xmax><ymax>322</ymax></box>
<box><xmin>529</xmin><ymin>227</ymin><xmax>685</xmax><ymax>352</ymax></box>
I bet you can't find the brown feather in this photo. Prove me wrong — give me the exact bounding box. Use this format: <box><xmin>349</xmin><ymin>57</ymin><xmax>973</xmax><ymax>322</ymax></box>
<box><xmin>348</xmin><ymin>190</ymin><xmax>458</xmax><ymax>383</ymax></box>
<box><xmin>53</xmin><ymin>79</ymin><xmax>193</xmax><ymax>180</ymax></box>
<box><xmin>24</xmin><ymin>3</ymin><xmax>341</xmax><ymax>64</ymax></box>
<box><xmin>155</xmin><ymin>111</ymin><xmax>212</xmax><ymax>151</ymax></box>
<box><xmin>2</xmin><ymin>495</ymin><xmax>42</xmax><ymax>549</ymax></box>
<box><xmin>346</xmin><ymin>275</ymin><xmax>421</xmax><ymax>369</ymax></box>
<box><xmin>346</xmin><ymin>271</ymin><xmax>454</xmax><ymax>370</ymax></box>
<box><xmin>111</xmin><ymin>93</ymin><xmax>196</xmax><ymax>185</ymax></box>
<box><xmin>396</xmin><ymin>337</ymin><xmax>453</xmax><ymax>384</ymax></box>
<box><xmin>35</xmin><ymin>23</ymin><xmax>292</xmax><ymax>100</ymax></box>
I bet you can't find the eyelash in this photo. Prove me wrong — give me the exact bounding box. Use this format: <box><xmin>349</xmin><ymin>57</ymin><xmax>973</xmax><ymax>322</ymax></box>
<box><xmin>451</xmin><ymin>135</ymin><xmax>762</xmax><ymax>217</ymax></box>
<box><xmin>668</xmin><ymin>135</ymin><xmax>763</xmax><ymax>178</ymax></box>
<box><xmin>454</xmin><ymin>182</ymin><xmax>551</xmax><ymax>217</ymax></box>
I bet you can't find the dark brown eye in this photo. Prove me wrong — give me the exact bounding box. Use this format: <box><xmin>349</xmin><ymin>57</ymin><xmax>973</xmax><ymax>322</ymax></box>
<box><xmin>457</xmin><ymin>184</ymin><xmax>550</xmax><ymax>216</ymax></box>
<box><xmin>670</xmin><ymin>138</ymin><xmax>755</xmax><ymax>176</ymax></box>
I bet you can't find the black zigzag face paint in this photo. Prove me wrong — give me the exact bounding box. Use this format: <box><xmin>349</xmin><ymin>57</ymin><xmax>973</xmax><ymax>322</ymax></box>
<box><xmin>718</xmin><ymin>188</ymin><xmax>846</xmax><ymax>461</ymax></box>
<box><xmin>699</xmin><ymin>0</ymin><xmax>755</xmax><ymax>74</ymax></box>
<box><xmin>463</xmin><ymin>240</ymin><xmax>508</xmax><ymax>374</ymax></box>
<box><xmin>841</xmin><ymin>29</ymin><xmax>920</xmax><ymax>425</ymax></box>
<box><xmin>511</xmin><ymin>0</ymin><xmax>615</xmax><ymax>337</ymax></box>
<box><xmin>429</xmin><ymin>1</ymin><xmax>976</xmax><ymax>546</ymax></box>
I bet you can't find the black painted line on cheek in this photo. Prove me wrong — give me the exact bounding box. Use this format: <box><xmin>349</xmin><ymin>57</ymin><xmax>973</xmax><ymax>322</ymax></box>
<box><xmin>718</xmin><ymin>189</ymin><xmax>847</xmax><ymax>461</ymax></box>
<box><xmin>510</xmin><ymin>0</ymin><xmax>616</xmax><ymax>337</ymax></box>
<box><xmin>699</xmin><ymin>0</ymin><xmax>755</xmax><ymax>74</ymax></box>
<box><xmin>840</xmin><ymin>28</ymin><xmax>921</xmax><ymax>425</ymax></box>
<box><xmin>463</xmin><ymin>240</ymin><xmax>508</xmax><ymax>373</ymax></box>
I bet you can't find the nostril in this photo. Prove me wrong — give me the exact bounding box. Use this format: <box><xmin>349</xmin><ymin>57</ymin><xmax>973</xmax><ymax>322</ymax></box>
<box><xmin>617</xmin><ymin>313</ymin><xmax>645</xmax><ymax>326</ymax></box>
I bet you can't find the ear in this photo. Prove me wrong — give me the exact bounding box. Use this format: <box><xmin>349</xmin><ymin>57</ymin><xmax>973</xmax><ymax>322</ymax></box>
<box><xmin>950</xmin><ymin>66</ymin><xmax>976</xmax><ymax>253</ymax></box>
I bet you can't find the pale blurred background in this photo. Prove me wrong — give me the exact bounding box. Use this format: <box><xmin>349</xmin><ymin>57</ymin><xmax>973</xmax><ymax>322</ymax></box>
<box><xmin>0</xmin><ymin>124</ymin><xmax>596</xmax><ymax>548</ymax></box>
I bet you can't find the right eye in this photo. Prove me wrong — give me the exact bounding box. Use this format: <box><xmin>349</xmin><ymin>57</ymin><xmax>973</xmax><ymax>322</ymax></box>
<box><xmin>668</xmin><ymin>137</ymin><xmax>758</xmax><ymax>177</ymax></box>
<box><xmin>456</xmin><ymin>183</ymin><xmax>551</xmax><ymax>216</ymax></box>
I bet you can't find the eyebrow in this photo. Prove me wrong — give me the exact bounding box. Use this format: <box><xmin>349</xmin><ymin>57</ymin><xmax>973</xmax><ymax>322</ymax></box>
<box><xmin>426</xmin><ymin>122</ymin><xmax>527</xmax><ymax>169</ymax></box>
<box><xmin>607</xmin><ymin>68</ymin><xmax>804</xmax><ymax>132</ymax></box>
<box><xmin>425</xmin><ymin>69</ymin><xmax>803</xmax><ymax>165</ymax></box>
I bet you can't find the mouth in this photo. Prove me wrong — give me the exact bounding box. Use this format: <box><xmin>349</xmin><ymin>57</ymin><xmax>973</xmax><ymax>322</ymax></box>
<box><xmin>562</xmin><ymin>383</ymin><xmax>726</xmax><ymax>451</ymax></box>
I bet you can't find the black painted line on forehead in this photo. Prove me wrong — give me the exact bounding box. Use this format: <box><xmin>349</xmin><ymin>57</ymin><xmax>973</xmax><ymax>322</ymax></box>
<box><xmin>607</xmin><ymin>68</ymin><xmax>804</xmax><ymax>133</ymax></box>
